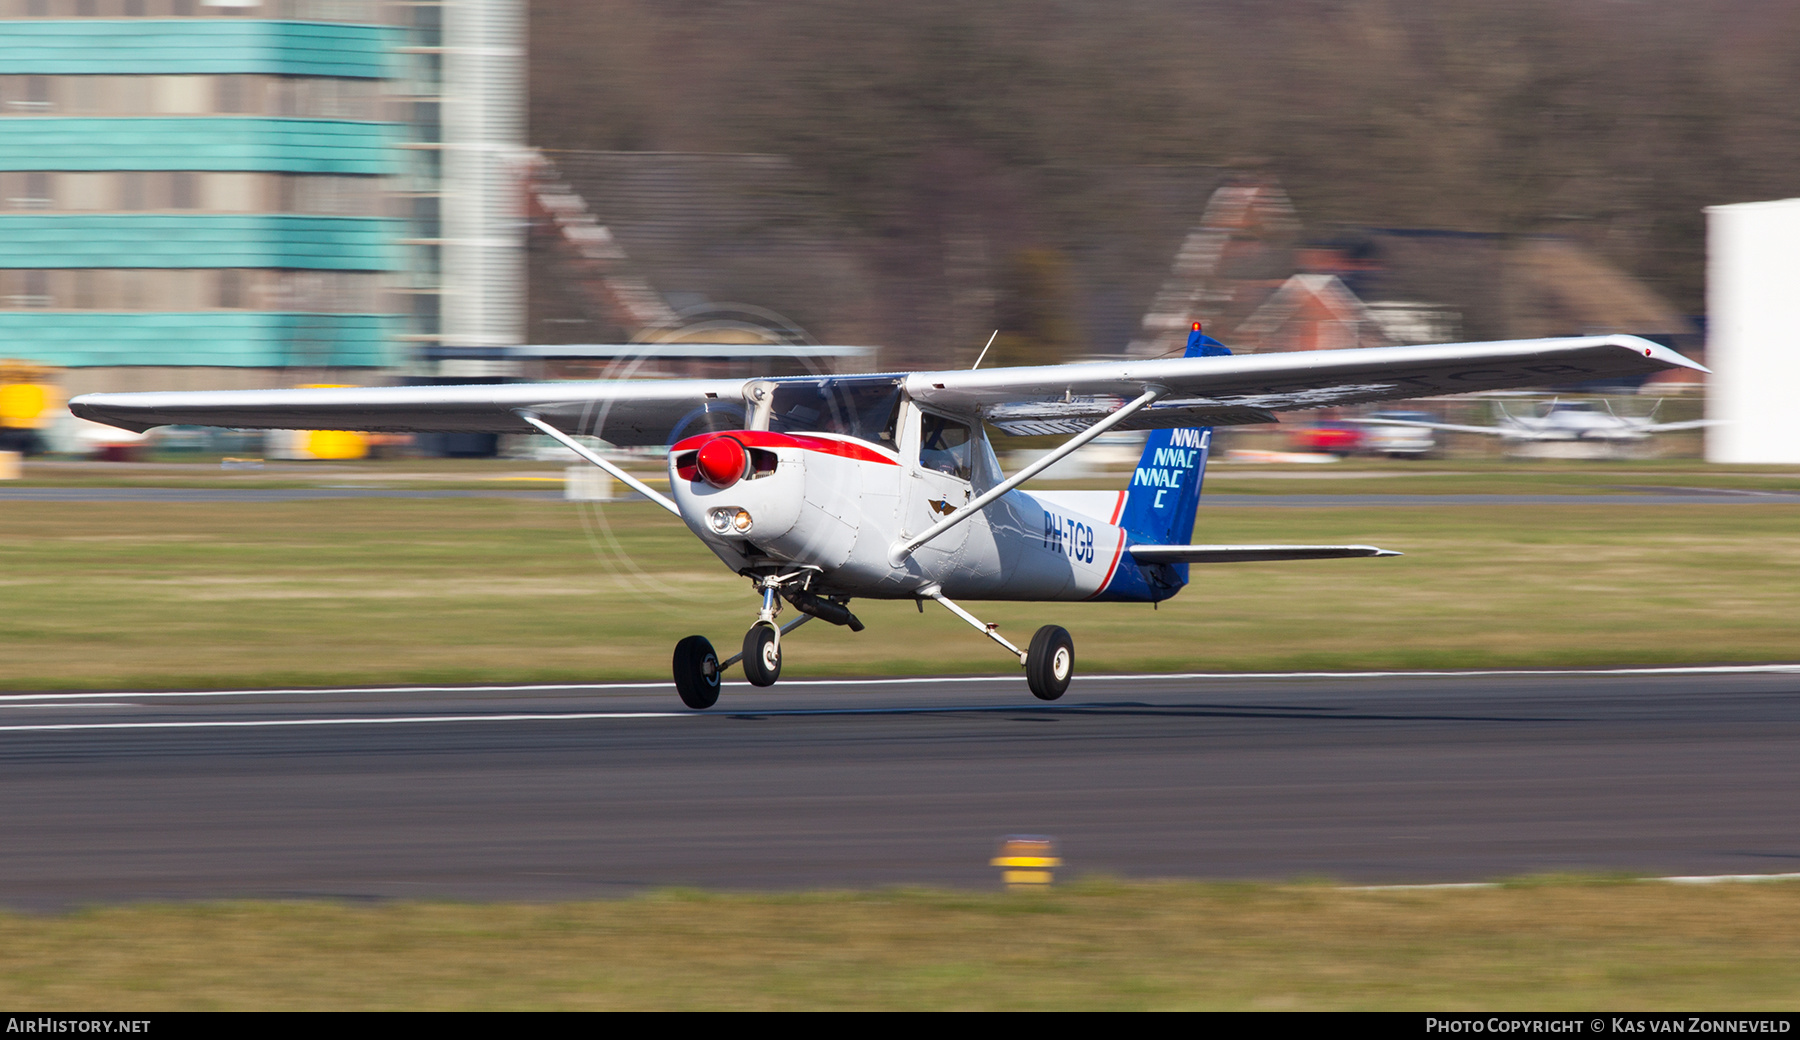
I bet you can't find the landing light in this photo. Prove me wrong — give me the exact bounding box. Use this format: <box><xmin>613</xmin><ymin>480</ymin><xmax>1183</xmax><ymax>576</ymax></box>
<box><xmin>708</xmin><ymin>507</ymin><xmax>753</xmax><ymax>535</ymax></box>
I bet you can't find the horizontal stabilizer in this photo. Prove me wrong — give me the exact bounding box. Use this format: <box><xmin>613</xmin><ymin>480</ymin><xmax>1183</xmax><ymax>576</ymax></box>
<box><xmin>1128</xmin><ymin>544</ymin><xmax>1401</xmax><ymax>563</ymax></box>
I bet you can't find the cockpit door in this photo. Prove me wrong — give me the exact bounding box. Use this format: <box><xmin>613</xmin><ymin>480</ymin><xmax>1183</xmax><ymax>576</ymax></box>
<box><xmin>900</xmin><ymin>405</ymin><xmax>974</xmax><ymax>562</ymax></box>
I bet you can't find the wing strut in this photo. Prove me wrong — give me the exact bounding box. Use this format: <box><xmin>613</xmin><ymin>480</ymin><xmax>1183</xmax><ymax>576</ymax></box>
<box><xmin>888</xmin><ymin>385</ymin><xmax>1165</xmax><ymax>566</ymax></box>
<box><xmin>514</xmin><ymin>410</ymin><xmax>682</xmax><ymax>516</ymax></box>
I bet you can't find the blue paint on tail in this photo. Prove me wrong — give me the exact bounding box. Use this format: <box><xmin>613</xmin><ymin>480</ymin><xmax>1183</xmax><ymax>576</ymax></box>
<box><xmin>1106</xmin><ymin>325</ymin><xmax>1229</xmax><ymax>601</ymax></box>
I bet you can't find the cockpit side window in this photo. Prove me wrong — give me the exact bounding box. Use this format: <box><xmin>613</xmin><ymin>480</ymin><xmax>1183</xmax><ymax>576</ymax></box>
<box><xmin>918</xmin><ymin>413</ymin><xmax>973</xmax><ymax>480</ymax></box>
<box><xmin>768</xmin><ymin>379</ymin><xmax>901</xmax><ymax>449</ymax></box>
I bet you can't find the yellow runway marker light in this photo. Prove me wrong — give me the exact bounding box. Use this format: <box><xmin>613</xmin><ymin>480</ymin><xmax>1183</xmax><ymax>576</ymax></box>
<box><xmin>991</xmin><ymin>835</ymin><xmax>1061</xmax><ymax>890</ymax></box>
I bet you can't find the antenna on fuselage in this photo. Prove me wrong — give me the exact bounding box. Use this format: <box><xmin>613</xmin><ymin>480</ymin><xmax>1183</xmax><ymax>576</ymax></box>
<box><xmin>971</xmin><ymin>330</ymin><xmax>999</xmax><ymax>370</ymax></box>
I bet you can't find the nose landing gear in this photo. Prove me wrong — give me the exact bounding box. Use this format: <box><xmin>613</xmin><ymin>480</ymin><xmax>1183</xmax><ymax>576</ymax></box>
<box><xmin>672</xmin><ymin>567</ymin><xmax>865</xmax><ymax>708</ymax></box>
<box><xmin>730</xmin><ymin>581</ymin><xmax>790</xmax><ymax>688</ymax></box>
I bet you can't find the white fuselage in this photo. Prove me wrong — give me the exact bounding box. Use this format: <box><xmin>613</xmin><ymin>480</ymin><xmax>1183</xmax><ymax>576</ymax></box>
<box><xmin>667</xmin><ymin>402</ymin><xmax>1134</xmax><ymax>602</ymax></box>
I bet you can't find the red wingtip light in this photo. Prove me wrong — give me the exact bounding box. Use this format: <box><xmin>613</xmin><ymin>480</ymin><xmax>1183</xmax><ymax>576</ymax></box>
<box><xmin>695</xmin><ymin>435</ymin><xmax>749</xmax><ymax>489</ymax></box>
<box><xmin>1192</xmin><ymin>322</ymin><xmax>1202</xmax><ymax>332</ymax></box>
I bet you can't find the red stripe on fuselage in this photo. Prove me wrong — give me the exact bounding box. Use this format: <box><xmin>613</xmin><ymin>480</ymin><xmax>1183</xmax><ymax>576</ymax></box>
<box><xmin>668</xmin><ymin>430</ymin><xmax>899</xmax><ymax>466</ymax></box>
<box><xmin>1087</xmin><ymin>527</ymin><xmax>1128</xmax><ymax>600</ymax></box>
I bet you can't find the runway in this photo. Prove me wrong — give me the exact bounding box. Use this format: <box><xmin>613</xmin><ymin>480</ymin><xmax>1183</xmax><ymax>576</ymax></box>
<box><xmin>2</xmin><ymin>668</ymin><xmax>1799</xmax><ymax>908</ymax></box>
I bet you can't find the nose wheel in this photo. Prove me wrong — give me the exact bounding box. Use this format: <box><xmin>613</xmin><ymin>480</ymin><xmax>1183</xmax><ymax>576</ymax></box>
<box><xmin>742</xmin><ymin>623</ymin><xmax>782</xmax><ymax>686</ymax></box>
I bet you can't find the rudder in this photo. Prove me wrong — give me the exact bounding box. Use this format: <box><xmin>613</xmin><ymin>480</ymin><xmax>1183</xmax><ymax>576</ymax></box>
<box><xmin>1116</xmin><ymin>324</ymin><xmax>1227</xmax><ymax>550</ymax></box>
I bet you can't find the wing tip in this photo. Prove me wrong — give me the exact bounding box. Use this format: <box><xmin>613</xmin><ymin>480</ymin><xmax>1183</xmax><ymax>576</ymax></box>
<box><xmin>1613</xmin><ymin>335</ymin><xmax>1710</xmax><ymax>374</ymax></box>
<box><xmin>68</xmin><ymin>396</ymin><xmax>161</xmax><ymax>434</ymax></box>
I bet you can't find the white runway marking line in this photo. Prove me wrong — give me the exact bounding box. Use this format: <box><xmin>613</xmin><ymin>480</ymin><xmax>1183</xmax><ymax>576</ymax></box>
<box><xmin>1</xmin><ymin>662</ymin><xmax>1796</xmax><ymax>705</ymax></box>
<box><xmin>0</xmin><ymin>699</ymin><xmax>1200</xmax><ymax>733</ymax></box>
<box><xmin>0</xmin><ymin>711</ymin><xmax>691</xmax><ymax>734</ymax></box>
<box><xmin>0</xmin><ymin>703</ymin><xmax>139</xmax><ymax>710</ymax></box>
<box><xmin>0</xmin><ymin>681</ymin><xmax>676</xmax><ymax>704</ymax></box>
<box><xmin>1354</xmin><ymin>872</ymin><xmax>1800</xmax><ymax>891</ymax></box>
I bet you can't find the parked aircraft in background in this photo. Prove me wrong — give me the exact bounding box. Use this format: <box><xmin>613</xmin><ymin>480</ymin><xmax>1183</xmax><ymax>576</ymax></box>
<box><xmin>1358</xmin><ymin>410</ymin><xmax>1439</xmax><ymax>457</ymax></box>
<box><xmin>1356</xmin><ymin>398</ymin><xmax>1714</xmax><ymax>444</ymax></box>
<box><xmin>71</xmin><ymin>330</ymin><xmax>1703</xmax><ymax>709</ymax></box>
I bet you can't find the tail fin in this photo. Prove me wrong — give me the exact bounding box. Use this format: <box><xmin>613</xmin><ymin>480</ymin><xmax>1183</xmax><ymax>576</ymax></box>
<box><xmin>1117</xmin><ymin>323</ymin><xmax>1227</xmax><ymax>550</ymax></box>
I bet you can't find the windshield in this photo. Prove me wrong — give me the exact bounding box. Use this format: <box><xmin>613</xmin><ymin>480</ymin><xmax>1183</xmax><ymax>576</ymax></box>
<box><xmin>768</xmin><ymin>378</ymin><xmax>902</xmax><ymax>449</ymax></box>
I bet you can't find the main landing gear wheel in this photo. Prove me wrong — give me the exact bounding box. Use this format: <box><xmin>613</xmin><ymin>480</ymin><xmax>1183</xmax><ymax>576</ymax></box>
<box><xmin>1026</xmin><ymin>625</ymin><xmax>1074</xmax><ymax>701</ymax></box>
<box><xmin>743</xmin><ymin>623</ymin><xmax>782</xmax><ymax>687</ymax></box>
<box><xmin>673</xmin><ymin>635</ymin><xmax>721</xmax><ymax>710</ymax></box>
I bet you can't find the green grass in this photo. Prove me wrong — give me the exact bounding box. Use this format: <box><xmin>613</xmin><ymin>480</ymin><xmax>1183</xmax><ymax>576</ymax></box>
<box><xmin>0</xmin><ymin>493</ymin><xmax>1796</xmax><ymax>689</ymax></box>
<box><xmin>4</xmin><ymin>879</ymin><xmax>1800</xmax><ymax>1009</ymax></box>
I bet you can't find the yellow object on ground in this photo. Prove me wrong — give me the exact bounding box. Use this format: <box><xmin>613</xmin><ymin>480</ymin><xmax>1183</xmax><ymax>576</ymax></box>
<box><xmin>0</xmin><ymin>383</ymin><xmax>48</xmax><ymax>427</ymax></box>
<box><xmin>0</xmin><ymin>359</ymin><xmax>61</xmax><ymax>429</ymax></box>
<box><xmin>289</xmin><ymin>384</ymin><xmax>369</xmax><ymax>460</ymax></box>
<box><xmin>304</xmin><ymin>430</ymin><xmax>369</xmax><ymax>461</ymax></box>
<box><xmin>991</xmin><ymin>836</ymin><xmax>1062</xmax><ymax>889</ymax></box>
<box><xmin>0</xmin><ymin>451</ymin><xmax>19</xmax><ymax>479</ymax></box>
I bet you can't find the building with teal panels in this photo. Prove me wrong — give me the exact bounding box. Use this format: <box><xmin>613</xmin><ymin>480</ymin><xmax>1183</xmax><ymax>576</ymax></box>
<box><xmin>0</xmin><ymin>0</ymin><xmax>521</xmax><ymax>395</ymax></box>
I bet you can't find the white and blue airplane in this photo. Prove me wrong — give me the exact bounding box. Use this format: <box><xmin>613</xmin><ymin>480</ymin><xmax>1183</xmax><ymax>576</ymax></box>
<box><xmin>70</xmin><ymin>327</ymin><xmax>1703</xmax><ymax>709</ymax></box>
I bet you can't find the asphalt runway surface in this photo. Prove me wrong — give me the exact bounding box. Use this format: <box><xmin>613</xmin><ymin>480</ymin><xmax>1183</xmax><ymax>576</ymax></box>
<box><xmin>2</xmin><ymin>668</ymin><xmax>1799</xmax><ymax>908</ymax></box>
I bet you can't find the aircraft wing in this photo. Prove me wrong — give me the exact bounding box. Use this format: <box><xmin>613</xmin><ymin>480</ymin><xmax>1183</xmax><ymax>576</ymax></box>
<box><xmin>905</xmin><ymin>335</ymin><xmax>1704</xmax><ymax>434</ymax></box>
<box><xmin>68</xmin><ymin>378</ymin><xmax>753</xmax><ymax>447</ymax></box>
<box><xmin>1128</xmin><ymin>544</ymin><xmax>1401</xmax><ymax>563</ymax></box>
<box><xmin>69</xmin><ymin>334</ymin><xmax>1703</xmax><ymax>445</ymax></box>
<box><xmin>1353</xmin><ymin>417</ymin><xmax>1510</xmax><ymax>437</ymax></box>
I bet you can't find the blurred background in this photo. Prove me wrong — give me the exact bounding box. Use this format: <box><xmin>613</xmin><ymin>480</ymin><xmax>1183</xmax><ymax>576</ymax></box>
<box><xmin>2</xmin><ymin>0</ymin><xmax>1798</xmax><ymax>460</ymax></box>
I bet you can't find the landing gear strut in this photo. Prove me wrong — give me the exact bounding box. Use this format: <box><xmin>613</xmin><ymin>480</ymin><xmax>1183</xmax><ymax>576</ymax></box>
<box><xmin>731</xmin><ymin>581</ymin><xmax>791</xmax><ymax>688</ymax></box>
<box><xmin>920</xmin><ymin>585</ymin><xmax>1077</xmax><ymax>701</ymax></box>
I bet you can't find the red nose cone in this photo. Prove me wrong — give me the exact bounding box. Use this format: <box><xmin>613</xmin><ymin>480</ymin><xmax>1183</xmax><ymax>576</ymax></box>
<box><xmin>695</xmin><ymin>435</ymin><xmax>748</xmax><ymax>489</ymax></box>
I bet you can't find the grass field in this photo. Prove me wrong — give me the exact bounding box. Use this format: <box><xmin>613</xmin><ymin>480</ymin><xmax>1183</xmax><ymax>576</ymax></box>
<box><xmin>3</xmin><ymin>879</ymin><xmax>1799</xmax><ymax>1009</ymax></box>
<box><xmin>0</xmin><ymin>483</ymin><xmax>1796</xmax><ymax>689</ymax></box>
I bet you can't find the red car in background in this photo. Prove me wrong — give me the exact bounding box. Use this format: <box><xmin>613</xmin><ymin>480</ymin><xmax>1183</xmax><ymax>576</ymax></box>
<box><xmin>1289</xmin><ymin>421</ymin><xmax>1364</xmax><ymax>456</ymax></box>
